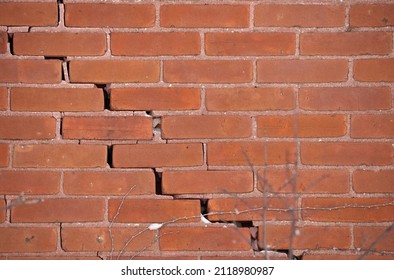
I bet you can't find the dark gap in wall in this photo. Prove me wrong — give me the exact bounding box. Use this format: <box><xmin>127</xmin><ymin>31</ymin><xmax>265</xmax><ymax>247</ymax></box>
<box><xmin>44</xmin><ymin>56</ymin><xmax>65</xmax><ymax>60</ymax></box>
<box><xmin>200</xmin><ymin>199</ymin><xmax>208</xmax><ymax>217</ymax></box>
<box><xmin>276</xmin><ymin>249</ymin><xmax>301</xmax><ymax>260</ymax></box>
<box><xmin>59</xmin><ymin>115</ymin><xmax>64</xmax><ymax>137</ymax></box>
<box><xmin>235</xmin><ymin>221</ymin><xmax>254</xmax><ymax>228</ymax></box>
<box><xmin>145</xmin><ymin>111</ymin><xmax>152</xmax><ymax>116</ymax></box>
<box><xmin>107</xmin><ymin>146</ymin><xmax>113</xmax><ymax>167</ymax></box>
<box><xmin>95</xmin><ymin>84</ymin><xmax>111</xmax><ymax>110</ymax></box>
<box><xmin>154</xmin><ymin>170</ymin><xmax>162</xmax><ymax>195</ymax></box>
<box><xmin>57</xmin><ymin>0</ymin><xmax>64</xmax><ymax>4</ymax></box>
<box><xmin>8</xmin><ymin>33</ymin><xmax>14</xmax><ymax>55</ymax></box>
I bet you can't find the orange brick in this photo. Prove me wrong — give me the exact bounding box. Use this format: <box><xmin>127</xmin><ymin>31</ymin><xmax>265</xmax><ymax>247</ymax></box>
<box><xmin>11</xmin><ymin>87</ymin><xmax>104</xmax><ymax>112</ymax></box>
<box><xmin>108</xmin><ymin>199</ymin><xmax>200</xmax><ymax>223</ymax></box>
<box><xmin>354</xmin><ymin>226</ymin><xmax>394</xmax><ymax>251</ymax></box>
<box><xmin>0</xmin><ymin>87</ymin><xmax>7</xmax><ymax>111</ymax></box>
<box><xmin>299</xmin><ymin>87</ymin><xmax>392</xmax><ymax>111</ymax></box>
<box><xmin>162</xmin><ymin>170</ymin><xmax>253</xmax><ymax>195</ymax></box>
<box><xmin>110</xmin><ymin>87</ymin><xmax>200</xmax><ymax>111</ymax></box>
<box><xmin>301</xmin><ymin>142</ymin><xmax>393</xmax><ymax>166</ymax></box>
<box><xmin>164</xmin><ymin>60</ymin><xmax>252</xmax><ymax>83</ymax></box>
<box><xmin>257</xmin><ymin>59</ymin><xmax>348</xmax><ymax>83</ymax></box>
<box><xmin>350</xmin><ymin>4</ymin><xmax>394</xmax><ymax>27</ymax></box>
<box><xmin>351</xmin><ymin>115</ymin><xmax>394</xmax><ymax>139</ymax></box>
<box><xmin>0</xmin><ymin>116</ymin><xmax>55</xmax><ymax>140</ymax></box>
<box><xmin>0</xmin><ymin>198</ymin><xmax>4</xmax><ymax>222</ymax></box>
<box><xmin>69</xmin><ymin>60</ymin><xmax>160</xmax><ymax>83</ymax></box>
<box><xmin>353</xmin><ymin>170</ymin><xmax>394</xmax><ymax>193</ymax></box>
<box><xmin>13</xmin><ymin>32</ymin><xmax>106</xmax><ymax>56</ymax></box>
<box><xmin>303</xmin><ymin>254</ymin><xmax>394</xmax><ymax>260</ymax></box>
<box><xmin>354</xmin><ymin>59</ymin><xmax>394</xmax><ymax>82</ymax></box>
<box><xmin>162</xmin><ymin>115</ymin><xmax>252</xmax><ymax>139</ymax></box>
<box><xmin>112</xmin><ymin>32</ymin><xmax>200</xmax><ymax>56</ymax></box>
<box><xmin>206</xmin><ymin>87</ymin><xmax>295</xmax><ymax>111</ymax></box>
<box><xmin>11</xmin><ymin>198</ymin><xmax>105</xmax><ymax>223</ymax></box>
<box><xmin>160</xmin><ymin>5</ymin><xmax>249</xmax><ymax>28</ymax></box>
<box><xmin>205</xmin><ymin>32</ymin><xmax>295</xmax><ymax>56</ymax></box>
<box><xmin>113</xmin><ymin>143</ymin><xmax>203</xmax><ymax>168</ymax></box>
<box><xmin>13</xmin><ymin>144</ymin><xmax>107</xmax><ymax>168</ymax></box>
<box><xmin>64</xmin><ymin>171</ymin><xmax>155</xmax><ymax>195</ymax></box>
<box><xmin>65</xmin><ymin>3</ymin><xmax>155</xmax><ymax>28</ymax></box>
<box><xmin>0</xmin><ymin>31</ymin><xmax>7</xmax><ymax>53</ymax></box>
<box><xmin>0</xmin><ymin>144</ymin><xmax>8</xmax><ymax>167</ymax></box>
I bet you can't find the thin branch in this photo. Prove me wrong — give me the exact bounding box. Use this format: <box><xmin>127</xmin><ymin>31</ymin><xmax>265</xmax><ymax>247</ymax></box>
<box><xmin>359</xmin><ymin>223</ymin><xmax>394</xmax><ymax>260</ymax></box>
<box><xmin>0</xmin><ymin>193</ymin><xmax>43</xmax><ymax>211</ymax></box>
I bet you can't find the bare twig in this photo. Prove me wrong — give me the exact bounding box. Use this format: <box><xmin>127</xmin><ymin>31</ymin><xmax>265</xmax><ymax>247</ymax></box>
<box><xmin>359</xmin><ymin>223</ymin><xmax>394</xmax><ymax>260</ymax></box>
<box><xmin>0</xmin><ymin>193</ymin><xmax>43</xmax><ymax>211</ymax></box>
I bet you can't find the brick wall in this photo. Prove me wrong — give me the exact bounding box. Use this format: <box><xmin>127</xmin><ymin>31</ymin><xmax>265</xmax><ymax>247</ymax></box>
<box><xmin>0</xmin><ymin>0</ymin><xmax>393</xmax><ymax>260</ymax></box>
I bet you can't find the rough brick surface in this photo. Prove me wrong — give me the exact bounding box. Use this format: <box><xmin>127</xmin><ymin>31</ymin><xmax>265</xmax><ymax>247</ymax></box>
<box><xmin>353</xmin><ymin>170</ymin><xmax>394</xmax><ymax>193</ymax></box>
<box><xmin>354</xmin><ymin>59</ymin><xmax>394</xmax><ymax>82</ymax></box>
<box><xmin>350</xmin><ymin>4</ymin><xmax>394</xmax><ymax>27</ymax></box>
<box><xmin>354</xmin><ymin>226</ymin><xmax>394</xmax><ymax>251</ymax></box>
<box><xmin>0</xmin><ymin>116</ymin><xmax>56</xmax><ymax>140</ymax></box>
<box><xmin>0</xmin><ymin>31</ymin><xmax>7</xmax><ymax>54</ymax></box>
<box><xmin>0</xmin><ymin>88</ymin><xmax>7</xmax><ymax>111</ymax></box>
<box><xmin>0</xmin><ymin>228</ymin><xmax>57</xmax><ymax>253</ymax></box>
<box><xmin>0</xmin><ymin>144</ymin><xmax>8</xmax><ymax>167</ymax></box>
<box><xmin>351</xmin><ymin>115</ymin><xmax>394</xmax><ymax>139</ymax></box>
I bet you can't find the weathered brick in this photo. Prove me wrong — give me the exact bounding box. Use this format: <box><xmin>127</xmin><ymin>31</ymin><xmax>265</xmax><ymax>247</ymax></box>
<box><xmin>351</xmin><ymin>115</ymin><xmax>394</xmax><ymax>139</ymax></box>
<box><xmin>350</xmin><ymin>4</ymin><xmax>394</xmax><ymax>27</ymax></box>
<box><xmin>0</xmin><ymin>228</ymin><xmax>57</xmax><ymax>253</ymax></box>
<box><xmin>354</xmin><ymin>226</ymin><xmax>394</xmax><ymax>251</ymax></box>
<box><xmin>354</xmin><ymin>59</ymin><xmax>394</xmax><ymax>82</ymax></box>
<box><xmin>353</xmin><ymin>170</ymin><xmax>394</xmax><ymax>193</ymax></box>
<box><xmin>0</xmin><ymin>144</ymin><xmax>8</xmax><ymax>167</ymax></box>
<box><xmin>303</xmin><ymin>254</ymin><xmax>393</xmax><ymax>260</ymax></box>
<box><xmin>0</xmin><ymin>197</ymin><xmax>5</xmax><ymax>222</ymax></box>
<box><xmin>0</xmin><ymin>87</ymin><xmax>7</xmax><ymax>111</ymax></box>
<box><xmin>0</xmin><ymin>116</ymin><xmax>56</xmax><ymax>140</ymax></box>
<box><xmin>0</xmin><ymin>31</ymin><xmax>7</xmax><ymax>54</ymax></box>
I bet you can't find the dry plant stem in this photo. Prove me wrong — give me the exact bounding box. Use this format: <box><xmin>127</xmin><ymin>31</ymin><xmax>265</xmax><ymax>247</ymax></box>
<box><xmin>359</xmin><ymin>223</ymin><xmax>394</xmax><ymax>260</ymax></box>
<box><xmin>0</xmin><ymin>193</ymin><xmax>43</xmax><ymax>211</ymax></box>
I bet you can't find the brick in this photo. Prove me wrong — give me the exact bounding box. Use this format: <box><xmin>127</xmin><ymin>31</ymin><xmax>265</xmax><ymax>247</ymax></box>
<box><xmin>0</xmin><ymin>87</ymin><xmax>7</xmax><ymax>111</ymax></box>
<box><xmin>0</xmin><ymin>116</ymin><xmax>56</xmax><ymax>140</ymax></box>
<box><xmin>351</xmin><ymin>115</ymin><xmax>394</xmax><ymax>139</ymax></box>
<box><xmin>112</xmin><ymin>32</ymin><xmax>200</xmax><ymax>56</ymax></box>
<box><xmin>69</xmin><ymin>60</ymin><xmax>160</xmax><ymax>83</ymax></box>
<box><xmin>65</xmin><ymin>3</ymin><xmax>155</xmax><ymax>28</ymax></box>
<box><xmin>162</xmin><ymin>115</ymin><xmax>252</xmax><ymax>139</ymax></box>
<box><xmin>354</xmin><ymin>59</ymin><xmax>394</xmax><ymax>82</ymax></box>
<box><xmin>164</xmin><ymin>60</ymin><xmax>252</xmax><ymax>83</ymax></box>
<box><xmin>162</xmin><ymin>170</ymin><xmax>253</xmax><ymax>195</ymax></box>
<box><xmin>0</xmin><ymin>31</ymin><xmax>7</xmax><ymax>53</ymax></box>
<box><xmin>161</xmin><ymin>5</ymin><xmax>249</xmax><ymax>28</ymax></box>
<box><xmin>108</xmin><ymin>199</ymin><xmax>200</xmax><ymax>223</ymax></box>
<box><xmin>299</xmin><ymin>87</ymin><xmax>392</xmax><ymax>111</ymax></box>
<box><xmin>258</xmin><ymin>225</ymin><xmax>351</xmax><ymax>250</ymax></box>
<box><xmin>0</xmin><ymin>197</ymin><xmax>5</xmax><ymax>222</ymax></box>
<box><xmin>255</xmin><ymin>4</ymin><xmax>345</xmax><ymax>27</ymax></box>
<box><xmin>0</xmin><ymin>59</ymin><xmax>62</xmax><ymax>84</ymax></box>
<box><xmin>13</xmin><ymin>32</ymin><xmax>106</xmax><ymax>56</ymax></box>
<box><xmin>353</xmin><ymin>170</ymin><xmax>394</xmax><ymax>193</ymax></box>
<box><xmin>11</xmin><ymin>198</ymin><xmax>105</xmax><ymax>223</ymax></box>
<box><xmin>0</xmin><ymin>2</ymin><xmax>58</xmax><ymax>27</ymax></box>
<box><xmin>350</xmin><ymin>4</ymin><xmax>394</xmax><ymax>27</ymax></box>
<box><xmin>61</xmin><ymin>227</ymin><xmax>155</xmax><ymax>252</ymax></box>
<box><xmin>0</xmin><ymin>227</ymin><xmax>57</xmax><ymax>253</ymax></box>
<box><xmin>300</xmin><ymin>32</ymin><xmax>392</xmax><ymax>55</ymax></box>
<box><xmin>301</xmin><ymin>142</ymin><xmax>393</xmax><ymax>166</ymax></box>
<box><xmin>257</xmin><ymin>59</ymin><xmax>348</xmax><ymax>83</ymax></box>
<box><xmin>303</xmin><ymin>254</ymin><xmax>393</xmax><ymax>260</ymax></box>
<box><xmin>64</xmin><ymin>171</ymin><xmax>155</xmax><ymax>195</ymax></box>
<box><xmin>207</xmin><ymin>142</ymin><xmax>295</xmax><ymax>166</ymax></box>
<box><xmin>257</xmin><ymin>169</ymin><xmax>349</xmax><ymax>194</ymax></box>
<box><xmin>62</xmin><ymin>116</ymin><xmax>152</xmax><ymax>140</ymax></box>
<box><xmin>202</xmin><ymin>254</ymin><xmax>288</xmax><ymax>260</ymax></box>
<box><xmin>159</xmin><ymin>227</ymin><xmax>251</xmax><ymax>251</ymax></box>
<box><xmin>113</xmin><ymin>143</ymin><xmax>203</xmax><ymax>168</ymax></box>
<box><xmin>354</xmin><ymin>226</ymin><xmax>394</xmax><ymax>251</ymax></box>
<box><xmin>11</xmin><ymin>87</ymin><xmax>104</xmax><ymax>112</ymax></box>
<box><xmin>110</xmin><ymin>87</ymin><xmax>200</xmax><ymax>111</ymax></box>
<box><xmin>257</xmin><ymin>114</ymin><xmax>346</xmax><ymax>138</ymax></box>
<box><xmin>13</xmin><ymin>144</ymin><xmax>107</xmax><ymax>168</ymax></box>
<box><xmin>302</xmin><ymin>198</ymin><xmax>394</xmax><ymax>222</ymax></box>
<box><xmin>206</xmin><ymin>87</ymin><xmax>295</xmax><ymax>111</ymax></box>
<box><xmin>0</xmin><ymin>171</ymin><xmax>60</xmax><ymax>195</ymax></box>
<box><xmin>206</xmin><ymin>32</ymin><xmax>296</xmax><ymax>56</ymax></box>
<box><xmin>0</xmin><ymin>144</ymin><xmax>8</xmax><ymax>167</ymax></box>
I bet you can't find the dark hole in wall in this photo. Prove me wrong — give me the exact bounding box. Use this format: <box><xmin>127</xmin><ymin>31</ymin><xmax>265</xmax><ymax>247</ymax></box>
<box><xmin>107</xmin><ymin>146</ymin><xmax>113</xmax><ymax>167</ymax></box>
<box><xmin>95</xmin><ymin>84</ymin><xmax>111</xmax><ymax>110</ymax></box>
<box><xmin>154</xmin><ymin>170</ymin><xmax>162</xmax><ymax>195</ymax></box>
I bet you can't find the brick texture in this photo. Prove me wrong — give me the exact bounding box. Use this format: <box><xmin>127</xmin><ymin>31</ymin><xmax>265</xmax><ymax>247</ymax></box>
<box><xmin>350</xmin><ymin>4</ymin><xmax>394</xmax><ymax>27</ymax></box>
<box><xmin>0</xmin><ymin>144</ymin><xmax>8</xmax><ymax>167</ymax></box>
<box><xmin>353</xmin><ymin>170</ymin><xmax>394</xmax><ymax>193</ymax></box>
<box><xmin>0</xmin><ymin>31</ymin><xmax>7</xmax><ymax>54</ymax></box>
<box><xmin>0</xmin><ymin>228</ymin><xmax>57</xmax><ymax>253</ymax></box>
<box><xmin>0</xmin><ymin>116</ymin><xmax>56</xmax><ymax>140</ymax></box>
<box><xmin>0</xmin><ymin>88</ymin><xmax>7</xmax><ymax>111</ymax></box>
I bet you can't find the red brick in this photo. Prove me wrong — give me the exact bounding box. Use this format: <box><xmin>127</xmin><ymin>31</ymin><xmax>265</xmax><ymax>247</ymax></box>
<box><xmin>164</xmin><ymin>60</ymin><xmax>252</xmax><ymax>83</ymax></box>
<box><xmin>161</xmin><ymin>5</ymin><xmax>249</xmax><ymax>28</ymax></box>
<box><xmin>0</xmin><ymin>144</ymin><xmax>8</xmax><ymax>167</ymax></box>
<box><xmin>206</xmin><ymin>32</ymin><xmax>295</xmax><ymax>56</ymax></box>
<box><xmin>353</xmin><ymin>170</ymin><xmax>394</xmax><ymax>193</ymax></box>
<box><xmin>207</xmin><ymin>142</ymin><xmax>295</xmax><ymax>166</ymax></box>
<box><xmin>300</xmin><ymin>32</ymin><xmax>392</xmax><ymax>55</ymax></box>
<box><xmin>0</xmin><ymin>31</ymin><xmax>7</xmax><ymax>53</ymax></box>
<box><xmin>108</xmin><ymin>199</ymin><xmax>200</xmax><ymax>223</ymax></box>
<box><xmin>0</xmin><ymin>59</ymin><xmax>62</xmax><ymax>83</ymax></box>
<box><xmin>13</xmin><ymin>144</ymin><xmax>107</xmax><ymax>168</ymax></box>
<box><xmin>110</xmin><ymin>87</ymin><xmax>200</xmax><ymax>111</ymax></box>
<box><xmin>351</xmin><ymin>115</ymin><xmax>394</xmax><ymax>139</ymax></box>
<box><xmin>0</xmin><ymin>2</ymin><xmax>58</xmax><ymax>27</ymax></box>
<box><xmin>0</xmin><ymin>227</ymin><xmax>57</xmax><ymax>253</ymax></box>
<box><xmin>162</xmin><ymin>115</ymin><xmax>252</xmax><ymax>139</ymax></box>
<box><xmin>64</xmin><ymin>171</ymin><xmax>155</xmax><ymax>195</ymax></box>
<box><xmin>69</xmin><ymin>60</ymin><xmax>160</xmax><ymax>83</ymax></box>
<box><xmin>62</xmin><ymin>116</ymin><xmax>152</xmax><ymax>140</ymax></box>
<box><xmin>257</xmin><ymin>169</ymin><xmax>349</xmax><ymax>194</ymax></box>
<box><xmin>301</xmin><ymin>142</ymin><xmax>393</xmax><ymax>166</ymax></box>
<box><xmin>159</xmin><ymin>227</ymin><xmax>251</xmax><ymax>251</ymax></box>
<box><xmin>299</xmin><ymin>87</ymin><xmax>392</xmax><ymax>111</ymax></box>
<box><xmin>258</xmin><ymin>225</ymin><xmax>351</xmax><ymax>250</ymax></box>
<box><xmin>303</xmin><ymin>254</ymin><xmax>393</xmax><ymax>260</ymax></box>
<box><xmin>13</xmin><ymin>32</ymin><xmax>106</xmax><ymax>56</ymax></box>
<box><xmin>350</xmin><ymin>4</ymin><xmax>394</xmax><ymax>27</ymax></box>
<box><xmin>0</xmin><ymin>116</ymin><xmax>55</xmax><ymax>140</ymax></box>
<box><xmin>257</xmin><ymin>59</ymin><xmax>348</xmax><ymax>83</ymax></box>
<box><xmin>206</xmin><ymin>87</ymin><xmax>295</xmax><ymax>111</ymax></box>
<box><xmin>257</xmin><ymin>115</ymin><xmax>346</xmax><ymax>138</ymax></box>
<box><xmin>61</xmin><ymin>227</ymin><xmax>155</xmax><ymax>252</ymax></box>
<box><xmin>302</xmin><ymin>198</ymin><xmax>394</xmax><ymax>222</ymax></box>
<box><xmin>162</xmin><ymin>170</ymin><xmax>253</xmax><ymax>195</ymax></box>
<box><xmin>3</xmin><ymin>256</ymin><xmax>101</xmax><ymax>260</ymax></box>
<box><xmin>65</xmin><ymin>3</ymin><xmax>155</xmax><ymax>28</ymax></box>
<box><xmin>131</xmin><ymin>256</ymin><xmax>199</xmax><ymax>260</ymax></box>
<box><xmin>255</xmin><ymin>4</ymin><xmax>345</xmax><ymax>27</ymax></box>
<box><xmin>0</xmin><ymin>171</ymin><xmax>60</xmax><ymax>195</ymax></box>
<box><xmin>11</xmin><ymin>87</ymin><xmax>104</xmax><ymax>112</ymax></box>
<box><xmin>0</xmin><ymin>197</ymin><xmax>5</xmax><ymax>222</ymax></box>
<box><xmin>201</xmin><ymin>254</ymin><xmax>287</xmax><ymax>260</ymax></box>
<box><xmin>113</xmin><ymin>143</ymin><xmax>203</xmax><ymax>168</ymax></box>
<box><xmin>112</xmin><ymin>32</ymin><xmax>200</xmax><ymax>56</ymax></box>
<box><xmin>354</xmin><ymin>226</ymin><xmax>394</xmax><ymax>251</ymax></box>
<box><xmin>11</xmin><ymin>198</ymin><xmax>105</xmax><ymax>223</ymax></box>
<box><xmin>0</xmin><ymin>87</ymin><xmax>7</xmax><ymax>111</ymax></box>
<box><xmin>354</xmin><ymin>59</ymin><xmax>394</xmax><ymax>82</ymax></box>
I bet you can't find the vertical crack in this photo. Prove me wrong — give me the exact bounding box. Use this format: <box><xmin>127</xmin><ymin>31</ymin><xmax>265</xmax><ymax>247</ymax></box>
<box><xmin>107</xmin><ymin>146</ymin><xmax>113</xmax><ymax>168</ymax></box>
<box><xmin>153</xmin><ymin>169</ymin><xmax>162</xmax><ymax>195</ymax></box>
<box><xmin>95</xmin><ymin>84</ymin><xmax>111</xmax><ymax>110</ymax></box>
